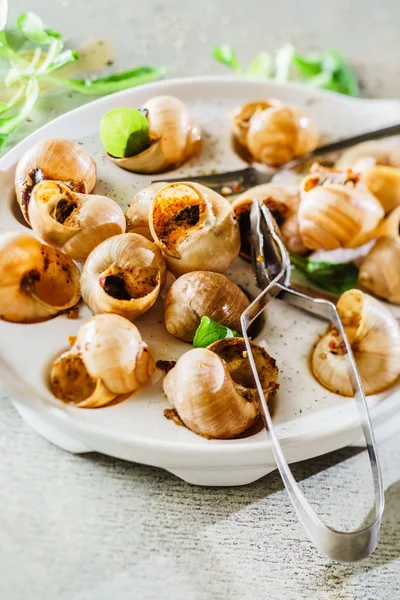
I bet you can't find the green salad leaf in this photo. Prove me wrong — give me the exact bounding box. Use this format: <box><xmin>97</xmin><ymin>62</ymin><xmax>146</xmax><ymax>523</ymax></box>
<box><xmin>0</xmin><ymin>78</ymin><xmax>39</xmax><ymax>149</ymax></box>
<box><xmin>100</xmin><ymin>107</ymin><xmax>149</xmax><ymax>158</ymax></box>
<box><xmin>48</xmin><ymin>66</ymin><xmax>164</xmax><ymax>95</ymax></box>
<box><xmin>247</xmin><ymin>52</ymin><xmax>273</xmax><ymax>79</ymax></box>
<box><xmin>213</xmin><ymin>43</ymin><xmax>360</xmax><ymax>97</ymax></box>
<box><xmin>193</xmin><ymin>316</ymin><xmax>240</xmax><ymax>348</ymax></box>
<box><xmin>17</xmin><ymin>12</ymin><xmax>62</xmax><ymax>44</ymax></box>
<box><xmin>212</xmin><ymin>44</ymin><xmax>242</xmax><ymax>74</ymax></box>
<box><xmin>0</xmin><ymin>12</ymin><xmax>164</xmax><ymax>150</ymax></box>
<box><xmin>290</xmin><ymin>254</ymin><xmax>359</xmax><ymax>295</ymax></box>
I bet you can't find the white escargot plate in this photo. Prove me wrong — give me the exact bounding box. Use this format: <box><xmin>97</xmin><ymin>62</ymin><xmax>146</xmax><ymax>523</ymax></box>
<box><xmin>1</xmin><ymin>76</ymin><xmax>399</xmax><ymax>486</ymax></box>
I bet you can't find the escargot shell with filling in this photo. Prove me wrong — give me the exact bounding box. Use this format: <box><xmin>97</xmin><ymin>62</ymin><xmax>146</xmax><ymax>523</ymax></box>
<box><xmin>163</xmin><ymin>337</ymin><xmax>279</xmax><ymax>439</ymax></box>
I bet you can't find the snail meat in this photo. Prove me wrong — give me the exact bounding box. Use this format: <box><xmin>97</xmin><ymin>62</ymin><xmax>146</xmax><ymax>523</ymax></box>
<box><xmin>28</xmin><ymin>180</ymin><xmax>126</xmax><ymax>262</ymax></box>
<box><xmin>163</xmin><ymin>337</ymin><xmax>279</xmax><ymax>439</ymax></box>
<box><xmin>50</xmin><ymin>314</ymin><xmax>155</xmax><ymax>408</ymax></box>
<box><xmin>81</xmin><ymin>232</ymin><xmax>167</xmax><ymax>320</ymax></box>
<box><xmin>232</xmin><ymin>183</ymin><xmax>307</xmax><ymax>256</ymax></box>
<box><xmin>0</xmin><ymin>232</ymin><xmax>81</xmax><ymax>323</ymax></box>
<box><xmin>149</xmin><ymin>182</ymin><xmax>240</xmax><ymax>276</ymax></box>
<box><xmin>15</xmin><ymin>138</ymin><xmax>96</xmax><ymax>223</ymax></box>
<box><xmin>312</xmin><ymin>289</ymin><xmax>400</xmax><ymax>396</ymax></box>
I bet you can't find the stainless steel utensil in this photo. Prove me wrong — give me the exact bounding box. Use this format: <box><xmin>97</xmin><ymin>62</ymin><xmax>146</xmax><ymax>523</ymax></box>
<box><xmin>153</xmin><ymin>123</ymin><xmax>400</xmax><ymax>195</ymax></box>
<box><xmin>240</xmin><ymin>201</ymin><xmax>384</xmax><ymax>562</ymax></box>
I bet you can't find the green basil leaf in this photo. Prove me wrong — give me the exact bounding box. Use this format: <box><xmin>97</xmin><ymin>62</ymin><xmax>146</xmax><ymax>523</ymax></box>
<box><xmin>44</xmin><ymin>28</ymin><xmax>63</xmax><ymax>41</ymax></box>
<box><xmin>17</xmin><ymin>13</ymin><xmax>62</xmax><ymax>45</ymax></box>
<box><xmin>292</xmin><ymin>52</ymin><xmax>322</xmax><ymax>77</ymax></box>
<box><xmin>213</xmin><ymin>44</ymin><xmax>242</xmax><ymax>74</ymax></box>
<box><xmin>193</xmin><ymin>316</ymin><xmax>240</xmax><ymax>349</ymax></box>
<box><xmin>306</xmin><ymin>71</ymin><xmax>338</xmax><ymax>91</ymax></box>
<box><xmin>212</xmin><ymin>43</ymin><xmax>360</xmax><ymax>97</ymax></box>
<box><xmin>47</xmin><ymin>66</ymin><xmax>164</xmax><ymax>95</ymax></box>
<box><xmin>247</xmin><ymin>52</ymin><xmax>273</xmax><ymax>79</ymax></box>
<box><xmin>323</xmin><ymin>49</ymin><xmax>360</xmax><ymax>96</ymax></box>
<box><xmin>1</xmin><ymin>29</ymin><xmax>27</xmax><ymax>53</ymax></box>
<box><xmin>0</xmin><ymin>30</ymin><xmax>24</xmax><ymax>63</ymax></box>
<box><xmin>290</xmin><ymin>254</ymin><xmax>359</xmax><ymax>295</ymax></box>
<box><xmin>100</xmin><ymin>107</ymin><xmax>149</xmax><ymax>158</ymax></box>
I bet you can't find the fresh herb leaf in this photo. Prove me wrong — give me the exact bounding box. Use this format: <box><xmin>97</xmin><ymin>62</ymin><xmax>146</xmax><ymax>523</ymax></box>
<box><xmin>247</xmin><ymin>52</ymin><xmax>273</xmax><ymax>79</ymax></box>
<box><xmin>0</xmin><ymin>30</ymin><xmax>24</xmax><ymax>62</ymax></box>
<box><xmin>193</xmin><ymin>316</ymin><xmax>240</xmax><ymax>348</ymax></box>
<box><xmin>0</xmin><ymin>77</ymin><xmax>39</xmax><ymax>149</ymax></box>
<box><xmin>46</xmin><ymin>66</ymin><xmax>164</xmax><ymax>95</ymax></box>
<box><xmin>16</xmin><ymin>12</ymin><xmax>62</xmax><ymax>44</ymax></box>
<box><xmin>213</xmin><ymin>44</ymin><xmax>242</xmax><ymax>74</ymax></box>
<box><xmin>100</xmin><ymin>107</ymin><xmax>149</xmax><ymax>158</ymax></box>
<box><xmin>0</xmin><ymin>83</ymin><xmax>24</xmax><ymax>113</ymax></box>
<box><xmin>322</xmin><ymin>48</ymin><xmax>359</xmax><ymax>96</ymax></box>
<box><xmin>291</xmin><ymin>51</ymin><xmax>322</xmax><ymax>77</ymax></box>
<box><xmin>212</xmin><ymin>43</ymin><xmax>360</xmax><ymax>96</ymax></box>
<box><xmin>0</xmin><ymin>11</ymin><xmax>164</xmax><ymax>150</ymax></box>
<box><xmin>39</xmin><ymin>49</ymin><xmax>79</xmax><ymax>75</ymax></box>
<box><xmin>290</xmin><ymin>254</ymin><xmax>359</xmax><ymax>295</ymax></box>
<box><xmin>0</xmin><ymin>29</ymin><xmax>26</xmax><ymax>55</ymax></box>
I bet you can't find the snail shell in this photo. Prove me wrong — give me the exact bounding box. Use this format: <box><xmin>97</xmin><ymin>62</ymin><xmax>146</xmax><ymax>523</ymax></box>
<box><xmin>378</xmin><ymin>204</ymin><xmax>400</xmax><ymax>238</ymax></box>
<box><xmin>50</xmin><ymin>314</ymin><xmax>155</xmax><ymax>408</ymax></box>
<box><xmin>359</xmin><ymin>237</ymin><xmax>400</xmax><ymax>304</ymax></box>
<box><xmin>164</xmin><ymin>271</ymin><xmax>250</xmax><ymax>342</ymax></box>
<box><xmin>15</xmin><ymin>138</ymin><xmax>96</xmax><ymax>223</ymax></box>
<box><xmin>0</xmin><ymin>232</ymin><xmax>81</xmax><ymax>323</ymax></box>
<box><xmin>359</xmin><ymin>206</ymin><xmax>400</xmax><ymax>304</ymax></box>
<box><xmin>81</xmin><ymin>233</ymin><xmax>167</xmax><ymax>320</ymax></box>
<box><xmin>232</xmin><ymin>99</ymin><xmax>319</xmax><ymax>167</ymax></box>
<box><xmin>163</xmin><ymin>337</ymin><xmax>279</xmax><ymax>439</ymax></box>
<box><xmin>125</xmin><ymin>182</ymin><xmax>166</xmax><ymax>239</ymax></box>
<box><xmin>336</xmin><ymin>141</ymin><xmax>400</xmax><ymax>170</ymax></box>
<box><xmin>28</xmin><ymin>180</ymin><xmax>126</xmax><ymax>262</ymax></box>
<box><xmin>336</xmin><ymin>142</ymin><xmax>400</xmax><ymax>214</ymax></box>
<box><xmin>232</xmin><ymin>183</ymin><xmax>307</xmax><ymax>255</ymax></box>
<box><xmin>312</xmin><ymin>289</ymin><xmax>400</xmax><ymax>395</ymax></box>
<box><xmin>298</xmin><ymin>165</ymin><xmax>384</xmax><ymax>250</ymax></box>
<box><xmin>149</xmin><ymin>182</ymin><xmax>240</xmax><ymax>276</ymax></box>
<box><xmin>109</xmin><ymin>96</ymin><xmax>201</xmax><ymax>174</ymax></box>
<box><xmin>357</xmin><ymin>166</ymin><xmax>400</xmax><ymax>215</ymax></box>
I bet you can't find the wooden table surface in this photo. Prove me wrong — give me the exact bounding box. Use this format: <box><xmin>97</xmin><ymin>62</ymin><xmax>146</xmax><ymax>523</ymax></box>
<box><xmin>1</xmin><ymin>1</ymin><xmax>400</xmax><ymax>598</ymax></box>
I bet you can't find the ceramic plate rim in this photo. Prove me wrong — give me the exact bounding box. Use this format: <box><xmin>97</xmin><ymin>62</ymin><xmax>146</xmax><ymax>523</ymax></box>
<box><xmin>1</xmin><ymin>75</ymin><xmax>400</xmax><ymax>461</ymax></box>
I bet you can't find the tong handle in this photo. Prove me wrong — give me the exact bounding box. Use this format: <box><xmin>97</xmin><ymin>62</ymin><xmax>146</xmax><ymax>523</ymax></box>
<box><xmin>243</xmin><ymin>197</ymin><xmax>384</xmax><ymax>563</ymax></box>
<box><xmin>241</xmin><ymin>279</ymin><xmax>384</xmax><ymax>562</ymax></box>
